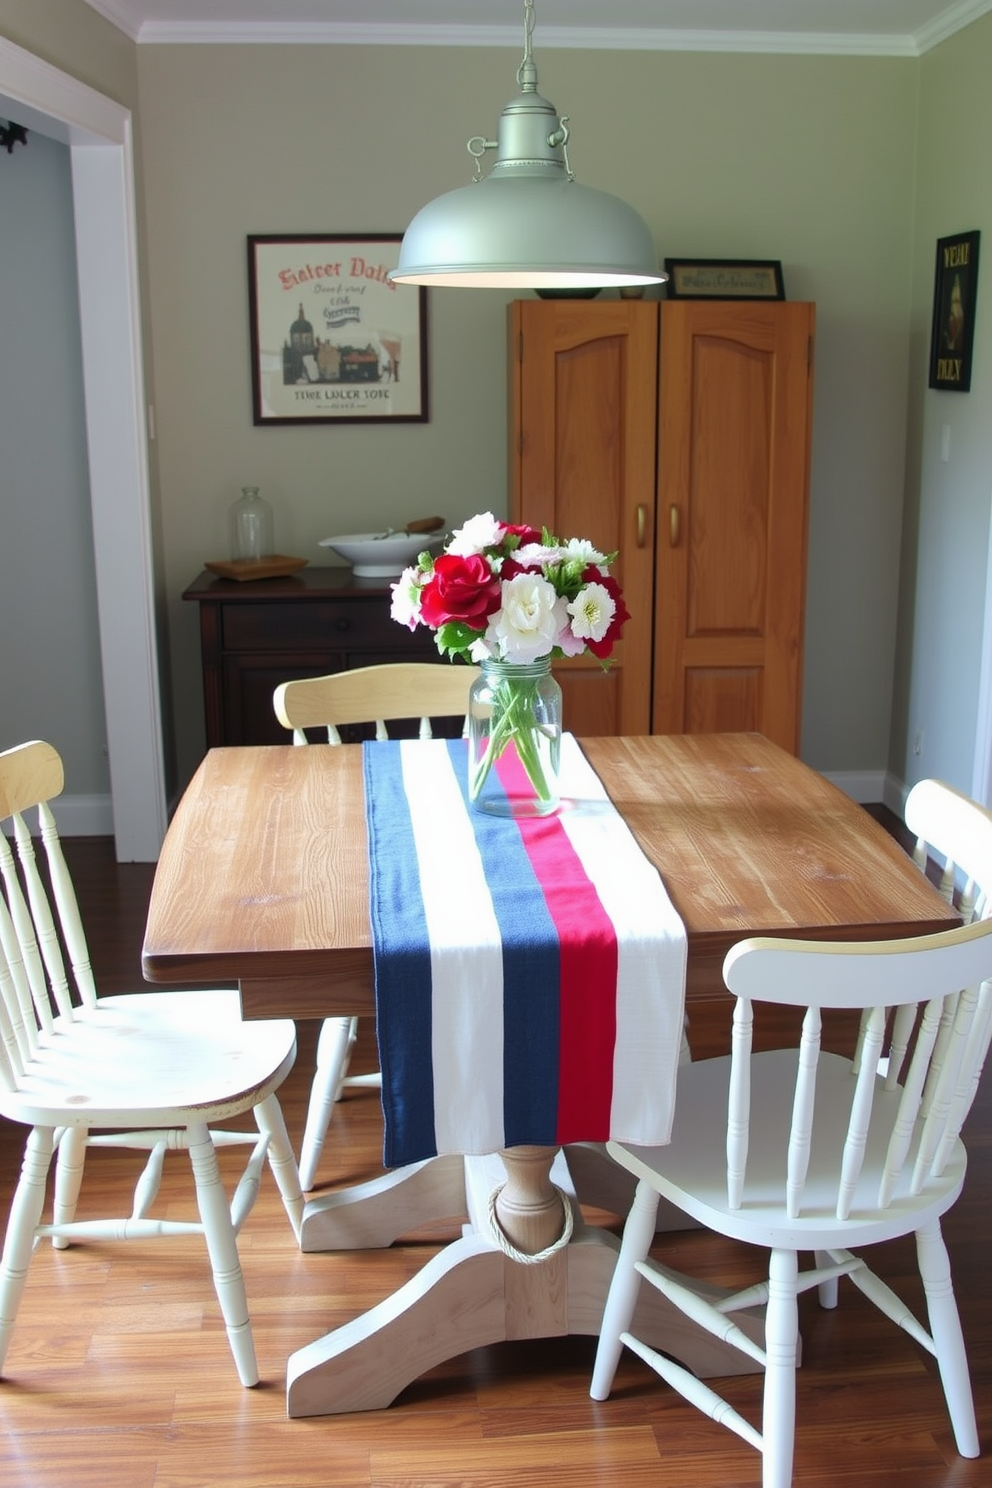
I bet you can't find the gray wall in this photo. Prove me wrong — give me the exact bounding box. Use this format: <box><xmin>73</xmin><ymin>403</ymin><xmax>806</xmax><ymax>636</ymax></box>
<box><xmin>0</xmin><ymin>127</ymin><xmax>109</xmax><ymax>799</ymax></box>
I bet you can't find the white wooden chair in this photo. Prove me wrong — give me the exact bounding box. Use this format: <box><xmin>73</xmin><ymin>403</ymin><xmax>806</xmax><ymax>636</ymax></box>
<box><xmin>273</xmin><ymin>661</ymin><xmax>478</xmax><ymax>1190</ymax></box>
<box><xmin>0</xmin><ymin>740</ymin><xmax>304</xmax><ymax>1387</ymax></box>
<box><xmin>591</xmin><ymin>780</ymin><xmax>992</xmax><ymax>1487</ymax></box>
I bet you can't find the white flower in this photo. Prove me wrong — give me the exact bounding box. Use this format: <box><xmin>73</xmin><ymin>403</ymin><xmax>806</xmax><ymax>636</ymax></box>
<box><xmin>561</xmin><ymin>536</ymin><xmax>608</xmax><ymax>567</ymax></box>
<box><xmin>447</xmin><ymin>511</ymin><xmax>503</xmax><ymax>557</ymax></box>
<box><xmin>567</xmin><ymin>581</ymin><xmax>616</xmax><ymax>643</ymax></box>
<box><xmin>492</xmin><ymin>572</ymin><xmax>566</xmax><ymax>663</ymax></box>
<box><xmin>468</xmin><ymin>634</ymin><xmax>495</xmax><ymax>663</ymax></box>
<box><xmin>513</xmin><ymin>541</ymin><xmax>563</xmax><ymax>570</ymax></box>
<box><xmin>390</xmin><ymin>567</ymin><xmax>423</xmax><ymax>630</ymax></box>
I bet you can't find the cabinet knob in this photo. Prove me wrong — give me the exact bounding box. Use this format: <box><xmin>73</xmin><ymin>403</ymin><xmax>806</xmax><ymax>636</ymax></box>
<box><xmin>669</xmin><ymin>504</ymin><xmax>681</xmax><ymax>547</ymax></box>
<box><xmin>336</xmin><ymin>617</ymin><xmax>350</xmax><ymax>632</ymax></box>
<box><xmin>636</xmin><ymin>504</ymin><xmax>647</xmax><ymax>548</ymax></box>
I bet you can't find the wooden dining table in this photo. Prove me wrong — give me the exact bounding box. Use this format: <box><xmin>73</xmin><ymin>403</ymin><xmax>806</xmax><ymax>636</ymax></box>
<box><xmin>142</xmin><ymin>732</ymin><xmax>958</xmax><ymax>1417</ymax></box>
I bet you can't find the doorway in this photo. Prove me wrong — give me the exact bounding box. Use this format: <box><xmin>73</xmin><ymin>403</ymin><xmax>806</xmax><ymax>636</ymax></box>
<box><xmin>0</xmin><ymin>36</ymin><xmax>166</xmax><ymax>861</ymax></box>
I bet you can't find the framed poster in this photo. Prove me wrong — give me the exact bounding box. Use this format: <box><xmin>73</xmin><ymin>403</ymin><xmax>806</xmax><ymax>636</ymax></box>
<box><xmin>664</xmin><ymin>258</ymin><xmax>785</xmax><ymax>300</ymax></box>
<box><xmin>247</xmin><ymin>234</ymin><xmax>428</xmax><ymax>424</ymax></box>
<box><xmin>928</xmin><ymin>230</ymin><xmax>980</xmax><ymax>392</ymax></box>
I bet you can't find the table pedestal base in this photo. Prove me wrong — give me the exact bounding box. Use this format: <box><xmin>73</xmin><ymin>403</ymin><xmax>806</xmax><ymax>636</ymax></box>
<box><xmin>288</xmin><ymin>1145</ymin><xmax>763</xmax><ymax>1418</ymax></box>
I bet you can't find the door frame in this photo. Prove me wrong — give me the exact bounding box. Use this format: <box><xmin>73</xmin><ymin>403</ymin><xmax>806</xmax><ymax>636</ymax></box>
<box><xmin>0</xmin><ymin>37</ymin><xmax>166</xmax><ymax>861</ymax></box>
<box><xmin>972</xmin><ymin>489</ymin><xmax>992</xmax><ymax>808</ymax></box>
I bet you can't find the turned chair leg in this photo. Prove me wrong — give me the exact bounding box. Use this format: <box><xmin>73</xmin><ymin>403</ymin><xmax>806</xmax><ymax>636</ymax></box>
<box><xmin>590</xmin><ymin>1178</ymin><xmax>660</xmax><ymax>1401</ymax></box>
<box><xmin>916</xmin><ymin>1219</ymin><xmax>979</xmax><ymax>1457</ymax></box>
<box><xmin>298</xmin><ymin>1017</ymin><xmax>357</xmax><ymax>1190</ymax></box>
<box><xmin>0</xmin><ymin>1127</ymin><xmax>56</xmax><ymax>1375</ymax></box>
<box><xmin>52</xmin><ymin>1125</ymin><xmax>87</xmax><ymax>1249</ymax></box>
<box><xmin>256</xmin><ymin>1094</ymin><xmax>305</xmax><ymax>1241</ymax></box>
<box><xmin>187</xmin><ymin>1122</ymin><xmax>258</xmax><ymax>1387</ymax></box>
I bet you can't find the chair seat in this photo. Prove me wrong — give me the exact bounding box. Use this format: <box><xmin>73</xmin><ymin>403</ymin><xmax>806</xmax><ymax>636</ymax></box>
<box><xmin>610</xmin><ymin>1046</ymin><xmax>967</xmax><ymax>1250</ymax></box>
<box><xmin>0</xmin><ymin>990</ymin><xmax>297</xmax><ymax>1129</ymax></box>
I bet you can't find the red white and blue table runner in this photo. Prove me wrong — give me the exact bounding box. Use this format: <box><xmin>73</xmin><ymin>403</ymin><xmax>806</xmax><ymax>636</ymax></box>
<box><xmin>363</xmin><ymin>733</ymin><xmax>687</xmax><ymax>1169</ymax></box>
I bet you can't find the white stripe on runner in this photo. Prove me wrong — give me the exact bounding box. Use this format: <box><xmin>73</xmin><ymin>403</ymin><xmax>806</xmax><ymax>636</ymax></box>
<box><xmin>398</xmin><ymin>740</ymin><xmax>506</xmax><ymax>1155</ymax></box>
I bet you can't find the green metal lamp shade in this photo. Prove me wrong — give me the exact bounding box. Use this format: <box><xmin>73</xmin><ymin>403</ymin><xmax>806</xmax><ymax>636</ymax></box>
<box><xmin>390</xmin><ymin>173</ymin><xmax>662</xmax><ymax>289</ymax></box>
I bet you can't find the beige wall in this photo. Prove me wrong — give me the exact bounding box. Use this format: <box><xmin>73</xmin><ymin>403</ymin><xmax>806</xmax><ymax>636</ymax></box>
<box><xmin>0</xmin><ymin>0</ymin><xmax>135</xmax><ymax>105</ymax></box>
<box><xmin>135</xmin><ymin>42</ymin><xmax>919</xmax><ymax>789</ymax></box>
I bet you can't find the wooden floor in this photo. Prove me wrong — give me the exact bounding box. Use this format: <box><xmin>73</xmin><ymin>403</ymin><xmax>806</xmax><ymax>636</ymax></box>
<box><xmin>0</xmin><ymin>834</ymin><xmax>989</xmax><ymax>1487</ymax></box>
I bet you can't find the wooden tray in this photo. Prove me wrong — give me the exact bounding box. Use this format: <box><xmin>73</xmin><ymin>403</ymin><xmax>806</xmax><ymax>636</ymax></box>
<box><xmin>204</xmin><ymin>555</ymin><xmax>309</xmax><ymax>582</ymax></box>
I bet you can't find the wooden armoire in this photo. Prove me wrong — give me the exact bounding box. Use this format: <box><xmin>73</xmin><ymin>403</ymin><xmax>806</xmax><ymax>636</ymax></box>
<box><xmin>507</xmin><ymin>297</ymin><xmax>814</xmax><ymax>752</ymax></box>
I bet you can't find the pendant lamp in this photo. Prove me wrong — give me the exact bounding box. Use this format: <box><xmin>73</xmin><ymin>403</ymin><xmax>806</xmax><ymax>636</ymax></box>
<box><xmin>389</xmin><ymin>0</ymin><xmax>664</xmax><ymax>290</ymax></box>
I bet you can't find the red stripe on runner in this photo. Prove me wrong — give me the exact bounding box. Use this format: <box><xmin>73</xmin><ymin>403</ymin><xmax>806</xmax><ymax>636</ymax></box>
<box><xmin>494</xmin><ymin>744</ymin><xmax>617</xmax><ymax>1142</ymax></box>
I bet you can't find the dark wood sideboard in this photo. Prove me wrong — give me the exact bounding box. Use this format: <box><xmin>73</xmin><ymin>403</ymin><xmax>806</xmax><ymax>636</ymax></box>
<box><xmin>184</xmin><ymin>567</ymin><xmax>444</xmax><ymax>747</ymax></box>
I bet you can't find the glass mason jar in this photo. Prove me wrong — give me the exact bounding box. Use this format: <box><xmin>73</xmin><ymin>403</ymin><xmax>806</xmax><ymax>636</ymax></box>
<box><xmin>229</xmin><ymin>486</ymin><xmax>274</xmax><ymax>562</ymax></box>
<box><xmin>468</xmin><ymin>657</ymin><xmax>562</xmax><ymax>817</ymax></box>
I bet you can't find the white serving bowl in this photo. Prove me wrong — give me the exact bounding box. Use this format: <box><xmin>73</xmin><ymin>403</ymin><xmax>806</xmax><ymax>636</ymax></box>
<box><xmin>318</xmin><ymin>529</ymin><xmax>446</xmax><ymax>578</ymax></box>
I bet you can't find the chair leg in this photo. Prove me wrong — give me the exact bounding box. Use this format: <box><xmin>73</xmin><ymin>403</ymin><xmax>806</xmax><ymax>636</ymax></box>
<box><xmin>590</xmin><ymin>1178</ymin><xmax>660</xmax><ymax>1400</ymax></box>
<box><xmin>761</xmin><ymin>1248</ymin><xmax>799</xmax><ymax>1488</ymax></box>
<box><xmin>916</xmin><ymin>1218</ymin><xmax>979</xmax><ymax>1457</ymax></box>
<box><xmin>255</xmin><ymin>1094</ymin><xmax>305</xmax><ymax>1242</ymax></box>
<box><xmin>186</xmin><ymin>1121</ymin><xmax>258</xmax><ymax>1387</ymax></box>
<box><xmin>0</xmin><ymin>1127</ymin><xmax>55</xmax><ymax>1375</ymax></box>
<box><xmin>298</xmin><ymin>1016</ymin><xmax>357</xmax><ymax>1190</ymax></box>
<box><xmin>52</xmin><ymin>1125</ymin><xmax>88</xmax><ymax>1249</ymax></box>
<box><xmin>814</xmin><ymin>1248</ymin><xmax>838</xmax><ymax>1309</ymax></box>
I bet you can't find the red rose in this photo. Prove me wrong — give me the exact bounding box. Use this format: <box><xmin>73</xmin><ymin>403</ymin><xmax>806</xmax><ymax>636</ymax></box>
<box><xmin>499</xmin><ymin>522</ymin><xmax>543</xmax><ymax>548</ymax></box>
<box><xmin>419</xmin><ymin>553</ymin><xmax>501</xmax><ymax>631</ymax></box>
<box><xmin>585</xmin><ymin>571</ymin><xmax>631</xmax><ymax>659</ymax></box>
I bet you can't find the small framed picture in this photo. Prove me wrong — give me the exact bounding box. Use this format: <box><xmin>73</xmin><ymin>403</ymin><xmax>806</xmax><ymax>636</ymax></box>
<box><xmin>247</xmin><ymin>234</ymin><xmax>429</xmax><ymax>424</ymax></box>
<box><xmin>928</xmin><ymin>230</ymin><xmax>980</xmax><ymax>392</ymax></box>
<box><xmin>664</xmin><ymin>258</ymin><xmax>785</xmax><ymax>301</ymax></box>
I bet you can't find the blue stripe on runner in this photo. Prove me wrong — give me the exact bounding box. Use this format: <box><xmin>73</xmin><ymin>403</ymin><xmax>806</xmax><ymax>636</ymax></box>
<box><xmin>363</xmin><ymin>741</ymin><xmax>437</xmax><ymax>1166</ymax></box>
<box><xmin>443</xmin><ymin>741</ymin><xmax>561</xmax><ymax>1147</ymax></box>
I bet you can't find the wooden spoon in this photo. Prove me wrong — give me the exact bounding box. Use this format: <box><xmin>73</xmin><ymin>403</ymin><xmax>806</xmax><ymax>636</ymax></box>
<box><xmin>375</xmin><ymin>516</ymin><xmax>445</xmax><ymax>538</ymax></box>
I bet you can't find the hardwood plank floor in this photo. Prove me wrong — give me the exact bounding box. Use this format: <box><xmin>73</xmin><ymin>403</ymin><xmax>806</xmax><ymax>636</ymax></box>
<box><xmin>0</xmin><ymin>832</ymin><xmax>988</xmax><ymax>1487</ymax></box>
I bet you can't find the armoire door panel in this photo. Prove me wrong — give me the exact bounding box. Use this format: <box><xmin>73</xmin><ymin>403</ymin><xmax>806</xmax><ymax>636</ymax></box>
<box><xmin>510</xmin><ymin>300</ymin><xmax>658</xmax><ymax>737</ymax></box>
<box><xmin>687</xmin><ymin>336</ymin><xmax>771</xmax><ymax>636</ymax></box>
<box><xmin>553</xmin><ymin>337</ymin><xmax>625</xmax><ymax>550</ymax></box>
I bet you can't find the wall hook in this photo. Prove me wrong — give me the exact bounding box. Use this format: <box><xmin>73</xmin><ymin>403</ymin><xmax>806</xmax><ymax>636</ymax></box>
<box><xmin>0</xmin><ymin>121</ymin><xmax>28</xmax><ymax>155</ymax></box>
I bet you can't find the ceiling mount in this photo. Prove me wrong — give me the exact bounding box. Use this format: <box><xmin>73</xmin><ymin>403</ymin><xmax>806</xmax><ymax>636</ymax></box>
<box><xmin>389</xmin><ymin>0</ymin><xmax>664</xmax><ymax>290</ymax></box>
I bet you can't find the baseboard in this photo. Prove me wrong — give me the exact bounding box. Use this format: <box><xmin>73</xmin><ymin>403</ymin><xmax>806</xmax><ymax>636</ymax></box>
<box><xmin>2</xmin><ymin>792</ymin><xmax>114</xmax><ymax>838</ymax></box>
<box><xmin>821</xmin><ymin>766</ymin><xmax>912</xmax><ymax>830</ymax></box>
<box><xmin>821</xmin><ymin>767</ymin><xmax>888</xmax><ymax>804</ymax></box>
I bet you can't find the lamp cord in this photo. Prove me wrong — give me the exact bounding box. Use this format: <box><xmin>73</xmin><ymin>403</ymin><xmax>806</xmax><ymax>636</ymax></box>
<box><xmin>518</xmin><ymin>0</ymin><xmax>537</xmax><ymax>91</ymax></box>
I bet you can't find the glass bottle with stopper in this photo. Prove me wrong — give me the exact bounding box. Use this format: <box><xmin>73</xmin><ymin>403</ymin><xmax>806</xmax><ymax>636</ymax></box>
<box><xmin>229</xmin><ymin>486</ymin><xmax>274</xmax><ymax>563</ymax></box>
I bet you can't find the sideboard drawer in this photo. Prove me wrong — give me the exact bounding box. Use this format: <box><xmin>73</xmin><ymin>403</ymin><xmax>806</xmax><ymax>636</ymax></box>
<box><xmin>222</xmin><ymin>596</ymin><xmax>398</xmax><ymax>652</ymax></box>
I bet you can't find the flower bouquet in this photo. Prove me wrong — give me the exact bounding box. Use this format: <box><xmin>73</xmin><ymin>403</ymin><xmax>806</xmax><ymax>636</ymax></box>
<box><xmin>391</xmin><ymin>512</ymin><xmax>629</xmax><ymax>813</ymax></box>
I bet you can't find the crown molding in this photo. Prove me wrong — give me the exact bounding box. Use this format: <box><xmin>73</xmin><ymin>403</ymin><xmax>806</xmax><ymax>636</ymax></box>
<box><xmin>137</xmin><ymin>23</ymin><xmax>916</xmax><ymax>54</ymax></box>
<box><xmin>913</xmin><ymin>0</ymin><xmax>992</xmax><ymax>49</ymax></box>
<box><xmin>79</xmin><ymin>1</ymin><xmax>992</xmax><ymax>54</ymax></box>
<box><xmin>82</xmin><ymin>0</ymin><xmax>142</xmax><ymax>42</ymax></box>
